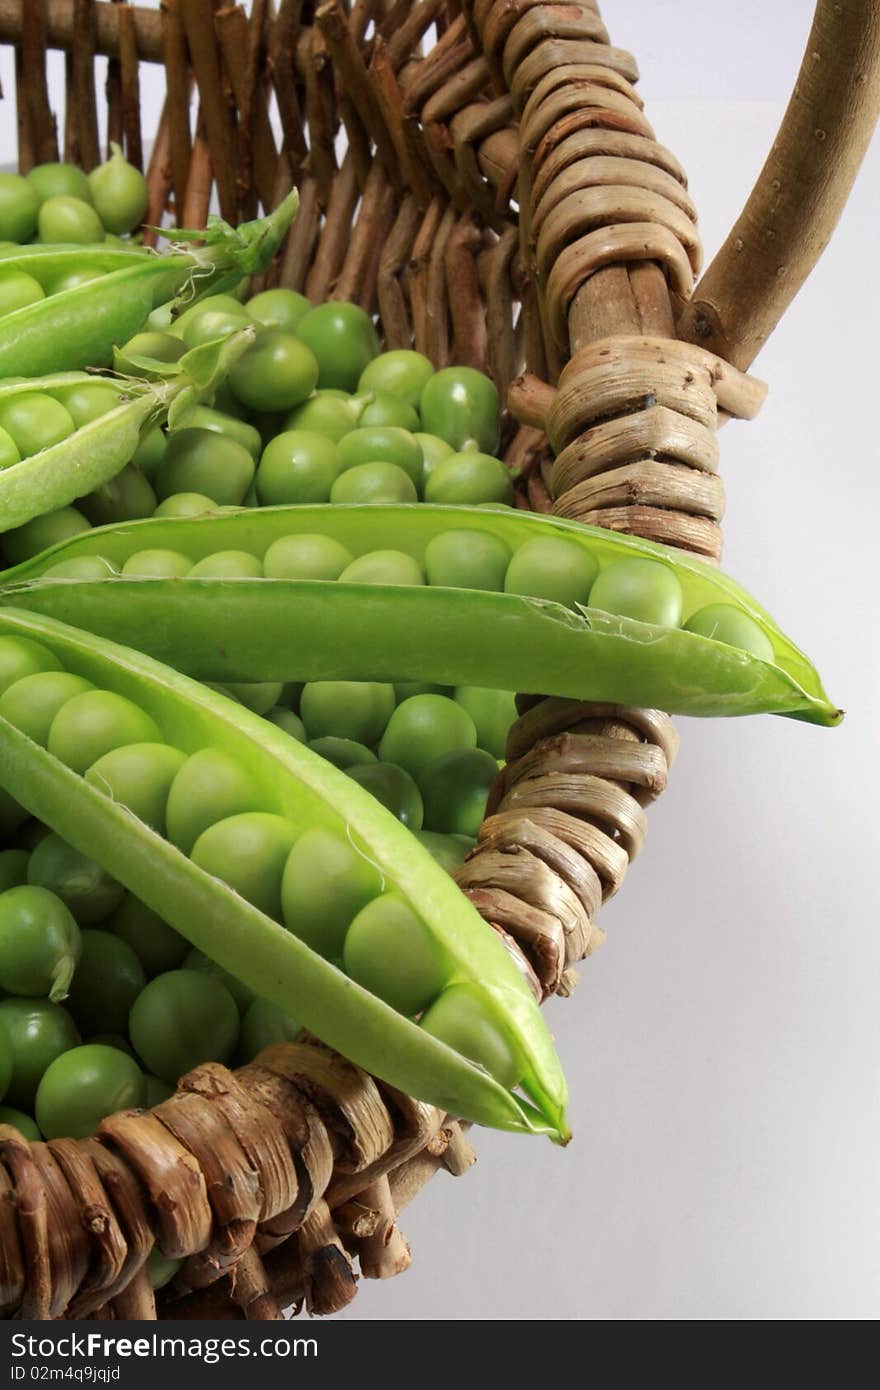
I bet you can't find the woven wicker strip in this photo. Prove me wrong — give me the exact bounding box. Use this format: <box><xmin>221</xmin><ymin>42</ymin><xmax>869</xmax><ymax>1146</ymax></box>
<box><xmin>0</xmin><ymin>0</ymin><xmax>877</xmax><ymax>1320</ymax></box>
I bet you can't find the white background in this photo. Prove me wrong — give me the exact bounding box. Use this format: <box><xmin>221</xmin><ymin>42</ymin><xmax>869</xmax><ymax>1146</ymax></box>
<box><xmin>1</xmin><ymin>1</ymin><xmax>877</xmax><ymax>1321</ymax></box>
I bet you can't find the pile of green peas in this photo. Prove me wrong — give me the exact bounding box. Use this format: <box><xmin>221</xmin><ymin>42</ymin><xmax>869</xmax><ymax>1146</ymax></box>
<box><xmin>0</xmin><ymin>833</ymin><xmax>302</xmax><ymax>1147</ymax></box>
<box><xmin>0</xmin><ymin>627</ymin><xmax>534</xmax><ymax>1146</ymax></box>
<box><xmin>0</xmin><ymin>286</ymin><xmax>515</xmax><ymax>566</ymax></box>
<box><xmin>0</xmin><ymin>149</ymin><xmax>149</xmax><ymax>312</ymax></box>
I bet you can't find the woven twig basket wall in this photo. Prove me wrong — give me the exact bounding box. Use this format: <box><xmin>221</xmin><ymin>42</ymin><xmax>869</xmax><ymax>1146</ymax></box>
<box><xmin>0</xmin><ymin>0</ymin><xmax>877</xmax><ymax>1321</ymax></box>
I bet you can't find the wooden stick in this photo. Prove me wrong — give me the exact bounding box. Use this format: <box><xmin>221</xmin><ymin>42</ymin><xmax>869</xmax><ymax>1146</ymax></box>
<box><xmin>678</xmin><ymin>0</ymin><xmax>880</xmax><ymax>370</ymax></box>
<box><xmin>0</xmin><ymin>0</ymin><xmax>164</xmax><ymax>62</ymax></box>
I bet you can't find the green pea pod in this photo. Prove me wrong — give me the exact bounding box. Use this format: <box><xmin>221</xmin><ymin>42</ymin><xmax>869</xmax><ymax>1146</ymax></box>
<box><xmin>0</xmin><ymin>331</ymin><xmax>255</xmax><ymax>533</ymax></box>
<box><xmin>0</xmin><ymin>608</ymin><xmax>568</xmax><ymax>1142</ymax></box>
<box><xmin>0</xmin><ymin>505</ymin><xmax>841</xmax><ymax>725</ymax></box>
<box><xmin>0</xmin><ymin>191</ymin><xmax>297</xmax><ymax>377</ymax></box>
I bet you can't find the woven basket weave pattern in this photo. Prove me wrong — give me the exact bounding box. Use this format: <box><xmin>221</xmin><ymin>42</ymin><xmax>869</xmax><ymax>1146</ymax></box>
<box><xmin>4</xmin><ymin>0</ymin><xmax>867</xmax><ymax>1320</ymax></box>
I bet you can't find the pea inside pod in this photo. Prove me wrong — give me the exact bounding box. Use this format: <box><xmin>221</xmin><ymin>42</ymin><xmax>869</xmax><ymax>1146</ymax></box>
<box><xmin>3</xmin><ymin>505</ymin><xmax>841</xmax><ymax>725</ymax></box>
<box><xmin>0</xmin><ymin>608</ymin><xmax>569</xmax><ymax>1140</ymax></box>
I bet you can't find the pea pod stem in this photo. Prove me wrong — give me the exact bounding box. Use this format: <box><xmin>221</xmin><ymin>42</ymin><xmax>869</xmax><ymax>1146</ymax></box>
<box><xmin>0</xmin><ymin>607</ymin><xmax>568</xmax><ymax>1141</ymax></box>
<box><xmin>1</xmin><ymin>504</ymin><xmax>841</xmax><ymax>725</ymax></box>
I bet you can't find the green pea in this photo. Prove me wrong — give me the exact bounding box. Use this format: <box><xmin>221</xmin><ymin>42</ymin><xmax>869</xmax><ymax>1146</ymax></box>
<box><xmin>378</xmin><ymin>695</ymin><xmax>477</xmax><ymax>780</ymax></box>
<box><xmin>0</xmin><ymin>1106</ymin><xmax>40</xmax><ymax>1140</ymax></box>
<box><xmin>0</xmin><ymin>885</ymin><xmax>81</xmax><ymax>1001</ymax></box>
<box><xmin>47</xmin><ymin>689</ymin><xmax>161</xmax><ymax>774</ymax></box>
<box><xmin>26</xmin><ymin>162</ymin><xmax>92</xmax><ymax>206</ymax></box>
<box><xmin>414</xmin><ymin>432</ymin><xmax>454</xmax><ymax>483</ymax></box>
<box><xmin>419</xmin><ymin>366</ymin><xmax>500</xmax><ymax>452</ymax></box>
<box><xmin>0</xmin><ymin>173</ymin><xmax>39</xmax><ymax>242</ymax></box>
<box><xmin>356</xmin><ymin>391</ymin><xmax>420</xmax><ymax>431</ymax></box>
<box><xmin>152</xmin><ymin>492</ymin><xmax>218</xmax><ymax>519</ymax></box>
<box><xmin>36</xmin><ymin>1044</ymin><xmax>146</xmax><ymax>1140</ymax></box>
<box><xmin>180</xmin><ymin>306</ymin><xmax>251</xmax><ymax>350</ymax></box>
<box><xmin>28</xmin><ymin>834</ymin><xmax>125</xmax><ymax>925</ymax></box>
<box><xmin>189</xmin><ymin>550</ymin><xmax>263</xmax><ymax>579</ymax></box>
<box><xmin>343</xmin><ymin>893</ymin><xmax>448</xmax><ymax>1015</ymax></box>
<box><xmin>27</xmin><ymin>161</ymin><xmax>92</xmax><ymax>206</ymax></box>
<box><xmin>114</xmin><ymin>330</ymin><xmax>187</xmax><ymax>376</ymax></box>
<box><xmin>156</xmin><ymin>427</ymin><xmax>255</xmax><ymax>506</ymax></box>
<box><xmin>3</xmin><ymin>507</ymin><xmax>91</xmax><ymax>565</ymax></box>
<box><xmin>129</xmin><ymin>970</ymin><xmax>239</xmax><ymax>1083</ymax></box>
<box><xmin>296</xmin><ymin>302</ymin><xmax>380</xmax><ymax>393</ymax></box>
<box><xmin>40</xmin><ymin>556</ymin><xmax>118</xmax><ymax>581</ymax></box>
<box><xmin>330</xmin><ymin>461</ymin><xmax>417</xmax><ymax>504</ymax></box>
<box><xmin>266</xmin><ymin>708</ymin><xmax>305</xmax><ymax>741</ymax></box>
<box><xmin>420</xmin><ymin>984</ymin><xmax>520</xmax><ymax>1087</ymax></box>
<box><xmin>0</xmin><ymin>671</ymin><xmax>94</xmax><ymax>746</ymax></box>
<box><xmin>246</xmin><ymin>288</ymin><xmax>311</xmax><ymax>334</ymax></box>
<box><xmin>107</xmin><ymin>894</ymin><xmax>189</xmax><ymax>977</ymax></box>
<box><xmin>173</xmin><ymin>294</ymin><xmax>248</xmax><ymax>339</ymax></box>
<box><xmin>165</xmin><ymin>748</ymin><xmax>262</xmax><ymax>855</ymax></box>
<box><xmin>418</xmin><ymin>748</ymin><xmax>498</xmax><ymax>837</ymax></box>
<box><xmin>0</xmin><ymin>270</ymin><xmax>45</xmax><ymax>316</ymax></box>
<box><xmin>132</xmin><ymin>426</ymin><xmax>166</xmax><ymax>480</ymax></box>
<box><xmin>348</xmin><ymin>762</ymin><xmax>424</xmax><ymax>829</ymax></box>
<box><xmin>683</xmin><ymin>603</ymin><xmax>776</xmax><ymax>661</ymax></box>
<box><xmin>425</xmin><ymin>529</ymin><xmax>511</xmax><ymax>591</ymax></box>
<box><xmin>0</xmin><ymin>635</ymin><xmax>62</xmax><ymax>695</ymax></box>
<box><xmin>453</xmin><ymin>687</ymin><xmax>517</xmax><ymax>760</ymax></box>
<box><xmin>37</xmin><ymin>194</ymin><xmax>104</xmax><ymax>245</ymax></box>
<box><xmin>0</xmin><ymin>849</ymin><xmax>30</xmax><ymax>893</ymax></box>
<box><xmin>358</xmin><ymin>350</ymin><xmax>434</xmax><ymax>408</ymax></box>
<box><xmin>45</xmin><ymin>267</ymin><xmax>104</xmax><ymax>295</ymax></box>
<box><xmin>171</xmin><ymin>405</ymin><xmax>262</xmax><ymax>460</ymax></box>
<box><xmin>229</xmin><ymin>330</ymin><xmax>319</xmax><ymax>413</ymax></box>
<box><xmin>0</xmin><ymin>392</ymin><xmax>76</xmax><ymax>456</ymax></box>
<box><xmin>393</xmin><ymin>682</ymin><xmax>448</xmax><ymax>702</ymax></box>
<box><xmin>221</xmin><ymin>681</ymin><xmax>284</xmax><ymax>716</ymax></box>
<box><xmin>85</xmin><ymin>742</ymin><xmax>186</xmax><ymax>834</ymax></box>
<box><xmin>413</xmin><ymin>830</ymin><xmax>473</xmax><ymax>874</ymax></box>
<box><xmin>0</xmin><ymin>997</ymin><xmax>80</xmax><ymax>1109</ymax></box>
<box><xmin>424</xmin><ymin>452</ymin><xmax>513</xmax><ymax>506</ymax></box>
<box><xmin>256</xmin><ymin>429</ymin><xmax>341</xmax><ymax>505</ymax></box>
<box><xmin>87</xmin><ymin>144</ymin><xmax>148</xmax><ymax>234</ymax></box>
<box><xmin>300</xmin><ymin>681</ymin><xmax>395</xmax><ymax>745</ymax></box>
<box><xmin>81</xmin><ymin>465</ymin><xmax>157</xmax><ymax>526</ymax></box>
<box><xmin>85</xmin><ymin>1032</ymin><xmax>137</xmax><ymax>1058</ymax></box>
<box><xmin>0</xmin><ymin>424</ymin><xmax>20</xmax><ymax>470</ymax></box>
<box><xmin>121</xmin><ymin>548</ymin><xmax>192</xmax><ymax>578</ymax></box>
<box><xmin>182</xmin><ymin>948</ymin><xmax>255</xmax><ymax>1014</ymax></box>
<box><xmin>263</xmin><ymin>533</ymin><xmax>353</xmax><ymax>581</ymax></box>
<box><xmin>337</xmin><ymin>426</ymin><xmax>424</xmax><ymax>492</ymax></box>
<box><xmin>510</xmin><ymin>542</ymin><xmax>601</xmax><ymax>613</ymax></box>
<box><xmin>306</xmin><ymin>736</ymin><xmax>376</xmax><ymax>770</ymax></box>
<box><xmin>236</xmin><ymin>996</ymin><xmax>301</xmax><ymax>1063</ymax></box>
<box><xmin>191</xmin><ymin>813</ymin><xmax>298</xmax><ymax>920</ymax></box>
<box><xmin>146</xmin><ymin>1248</ymin><xmax>183</xmax><ymax>1291</ymax></box>
<box><xmin>283</xmin><ymin>391</ymin><xmax>358</xmax><ymax>442</ymax></box>
<box><xmin>53</xmin><ymin>380</ymin><xmax>123</xmax><ymax>428</ymax></box>
<box><xmin>589</xmin><ymin>557</ymin><xmax>684</xmax><ymax>627</ymax></box>
<box><xmin>339</xmin><ymin>549</ymin><xmax>425</xmax><ymax>586</ymax></box>
<box><xmin>144</xmin><ymin>1075</ymin><xmax>174</xmax><ymax>1108</ymax></box>
<box><xmin>66</xmin><ymin>929</ymin><xmax>146</xmax><ymax>1035</ymax></box>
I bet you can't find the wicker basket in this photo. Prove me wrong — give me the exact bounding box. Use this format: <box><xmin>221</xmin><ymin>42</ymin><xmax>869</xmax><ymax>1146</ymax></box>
<box><xmin>0</xmin><ymin>0</ymin><xmax>877</xmax><ymax>1321</ymax></box>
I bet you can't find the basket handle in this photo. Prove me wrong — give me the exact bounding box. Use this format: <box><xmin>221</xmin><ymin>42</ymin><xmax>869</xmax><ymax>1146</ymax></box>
<box><xmin>678</xmin><ymin>0</ymin><xmax>880</xmax><ymax>370</ymax></box>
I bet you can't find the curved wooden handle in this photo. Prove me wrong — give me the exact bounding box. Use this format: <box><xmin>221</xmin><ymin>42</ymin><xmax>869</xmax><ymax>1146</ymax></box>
<box><xmin>678</xmin><ymin>0</ymin><xmax>880</xmax><ymax>370</ymax></box>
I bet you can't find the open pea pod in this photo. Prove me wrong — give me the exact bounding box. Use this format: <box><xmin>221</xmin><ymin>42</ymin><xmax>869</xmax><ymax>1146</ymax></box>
<box><xmin>0</xmin><ymin>331</ymin><xmax>255</xmax><ymax>533</ymax></box>
<box><xmin>0</xmin><ymin>190</ymin><xmax>297</xmax><ymax>377</ymax></box>
<box><xmin>0</xmin><ymin>505</ymin><xmax>841</xmax><ymax>725</ymax></box>
<box><xmin>0</xmin><ymin>608</ymin><xmax>568</xmax><ymax>1141</ymax></box>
